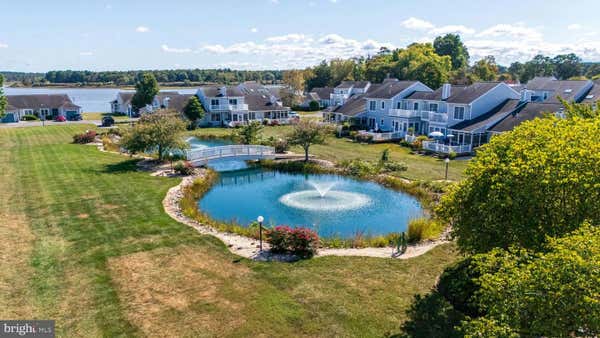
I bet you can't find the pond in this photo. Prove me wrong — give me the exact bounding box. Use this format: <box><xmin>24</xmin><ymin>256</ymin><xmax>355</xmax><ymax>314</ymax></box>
<box><xmin>199</xmin><ymin>169</ymin><xmax>424</xmax><ymax>238</ymax></box>
<box><xmin>187</xmin><ymin>137</ymin><xmax>424</xmax><ymax>238</ymax></box>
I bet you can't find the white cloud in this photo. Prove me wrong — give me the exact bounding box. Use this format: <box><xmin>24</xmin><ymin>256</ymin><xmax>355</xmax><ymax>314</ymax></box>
<box><xmin>79</xmin><ymin>51</ymin><xmax>93</xmax><ymax>56</ymax></box>
<box><xmin>161</xmin><ymin>44</ymin><xmax>192</xmax><ymax>53</ymax></box>
<box><xmin>401</xmin><ymin>17</ymin><xmax>435</xmax><ymax>30</ymax></box>
<box><xmin>135</xmin><ymin>26</ymin><xmax>150</xmax><ymax>33</ymax></box>
<box><xmin>429</xmin><ymin>25</ymin><xmax>475</xmax><ymax>36</ymax></box>
<box><xmin>476</xmin><ymin>23</ymin><xmax>542</xmax><ymax>41</ymax></box>
<box><xmin>567</xmin><ymin>24</ymin><xmax>582</xmax><ymax>30</ymax></box>
<box><xmin>250</xmin><ymin>27</ymin><xmax>258</xmax><ymax>33</ymax></box>
<box><xmin>201</xmin><ymin>33</ymin><xmax>394</xmax><ymax>68</ymax></box>
<box><xmin>0</xmin><ymin>42</ymin><xmax>8</xmax><ymax>48</ymax></box>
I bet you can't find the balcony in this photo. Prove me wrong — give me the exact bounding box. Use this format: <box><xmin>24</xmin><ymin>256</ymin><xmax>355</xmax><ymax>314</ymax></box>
<box><xmin>210</xmin><ymin>104</ymin><xmax>249</xmax><ymax>111</ymax></box>
<box><xmin>421</xmin><ymin>111</ymin><xmax>448</xmax><ymax>123</ymax></box>
<box><xmin>389</xmin><ymin>109</ymin><xmax>420</xmax><ymax>118</ymax></box>
<box><xmin>422</xmin><ymin>141</ymin><xmax>472</xmax><ymax>154</ymax></box>
<box><xmin>358</xmin><ymin>130</ymin><xmax>405</xmax><ymax>142</ymax></box>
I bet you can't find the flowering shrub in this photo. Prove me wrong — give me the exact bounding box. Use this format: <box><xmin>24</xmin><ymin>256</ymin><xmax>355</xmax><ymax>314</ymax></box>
<box><xmin>173</xmin><ymin>161</ymin><xmax>195</xmax><ymax>175</ymax></box>
<box><xmin>267</xmin><ymin>225</ymin><xmax>319</xmax><ymax>257</ymax></box>
<box><xmin>73</xmin><ymin>130</ymin><xmax>97</xmax><ymax>144</ymax></box>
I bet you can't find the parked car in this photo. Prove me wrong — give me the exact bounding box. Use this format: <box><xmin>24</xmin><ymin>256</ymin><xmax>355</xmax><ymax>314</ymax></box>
<box><xmin>67</xmin><ymin>114</ymin><xmax>82</xmax><ymax>121</ymax></box>
<box><xmin>101</xmin><ymin>116</ymin><xmax>115</xmax><ymax>127</ymax></box>
<box><xmin>54</xmin><ymin>115</ymin><xmax>66</xmax><ymax>122</ymax></box>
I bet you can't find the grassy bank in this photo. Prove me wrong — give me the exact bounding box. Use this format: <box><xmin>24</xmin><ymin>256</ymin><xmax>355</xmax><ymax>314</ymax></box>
<box><xmin>191</xmin><ymin>126</ymin><xmax>468</xmax><ymax>181</ymax></box>
<box><xmin>0</xmin><ymin>124</ymin><xmax>459</xmax><ymax>337</ymax></box>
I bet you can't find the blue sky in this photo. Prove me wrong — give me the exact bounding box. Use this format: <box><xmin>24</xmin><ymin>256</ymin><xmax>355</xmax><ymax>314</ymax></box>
<box><xmin>1</xmin><ymin>0</ymin><xmax>599</xmax><ymax>72</ymax></box>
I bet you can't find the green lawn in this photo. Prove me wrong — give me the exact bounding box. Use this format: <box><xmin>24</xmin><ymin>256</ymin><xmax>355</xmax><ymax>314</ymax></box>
<box><xmin>191</xmin><ymin>126</ymin><xmax>469</xmax><ymax>181</ymax></box>
<box><xmin>82</xmin><ymin>112</ymin><xmax>129</xmax><ymax>121</ymax></box>
<box><xmin>0</xmin><ymin>124</ymin><xmax>459</xmax><ymax>337</ymax></box>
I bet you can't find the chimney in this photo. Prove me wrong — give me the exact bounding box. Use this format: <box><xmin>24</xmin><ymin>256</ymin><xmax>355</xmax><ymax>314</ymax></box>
<box><xmin>442</xmin><ymin>83</ymin><xmax>451</xmax><ymax>100</ymax></box>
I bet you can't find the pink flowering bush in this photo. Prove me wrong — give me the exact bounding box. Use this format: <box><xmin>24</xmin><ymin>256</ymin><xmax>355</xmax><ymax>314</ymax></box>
<box><xmin>267</xmin><ymin>225</ymin><xmax>319</xmax><ymax>257</ymax></box>
<box><xmin>72</xmin><ymin>130</ymin><xmax>97</xmax><ymax>144</ymax></box>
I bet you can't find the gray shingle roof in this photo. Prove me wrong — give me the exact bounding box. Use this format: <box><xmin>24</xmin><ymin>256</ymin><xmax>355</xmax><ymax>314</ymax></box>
<box><xmin>445</xmin><ymin>82</ymin><xmax>501</xmax><ymax>104</ymax></box>
<box><xmin>335</xmin><ymin>81</ymin><xmax>370</xmax><ymax>89</ymax></box>
<box><xmin>244</xmin><ymin>93</ymin><xmax>289</xmax><ymax>112</ymax></box>
<box><xmin>450</xmin><ymin>99</ymin><xmax>521</xmax><ymax>132</ymax></box>
<box><xmin>6</xmin><ymin>94</ymin><xmax>81</xmax><ymax>110</ymax></box>
<box><xmin>405</xmin><ymin>85</ymin><xmax>468</xmax><ymax>101</ymax></box>
<box><xmin>581</xmin><ymin>81</ymin><xmax>600</xmax><ymax>104</ymax></box>
<box><xmin>332</xmin><ymin>84</ymin><xmax>383</xmax><ymax>116</ymax></box>
<box><xmin>526</xmin><ymin>77</ymin><xmax>592</xmax><ymax>103</ymax></box>
<box><xmin>489</xmin><ymin>102</ymin><xmax>564</xmax><ymax>133</ymax></box>
<box><xmin>201</xmin><ymin>86</ymin><xmax>244</xmax><ymax>97</ymax></box>
<box><xmin>157</xmin><ymin>93</ymin><xmax>194</xmax><ymax>112</ymax></box>
<box><xmin>364</xmin><ymin>80</ymin><xmax>418</xmax><ymax>99</ymax></box>
<box><xmin>310</xmin><ymin>87</ymin><xmax>334</xmax><ymax>100</ymax></box>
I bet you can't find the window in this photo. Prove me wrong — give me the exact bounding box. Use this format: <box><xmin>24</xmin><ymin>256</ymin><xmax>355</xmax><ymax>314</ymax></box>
<box><xmin>429</xmin><ymin>103</ymin><xmax>438</xmax><ymax>112</ymax></box>
<box><xmin>413</xmin><ymin>102</ymin><xmax>419</xmax><ymax>110</ymax></box>
<box><xmin>381</xmin><ymin>101</ymin><xmax>385</xmax><ymax>109</ymax></box>
<box><xmin>369</xmin><ymin>101</ymin><xmax>376</xmax><ymax>111</ymax></box>
<box><xmin>380</xmin><ymin>119</ymin><xmax>384</xmax><ymax>127</ymax></box>
<box><xmin>249</xmin><ymin>112</ymin><xmax>256</xmax><ymax>120</ymax></box>
<box><xmin>210</xmin><ymin>99</ymin><xmax>219</xmax><ymax>107</ymax></box>
<box><xmin>229</xmin><ymin>99</ymin><xmax>237</xmax><ymax>105</ymax></box>
<box><xmin>453</xmin><ymin>106</ymin><xmax>465</xmax><ymax>120</ymax></box>
<box><xmin>396</xmin><ymin>102</ymin><xmax>401</xmax><ymax>109</ymax></box>
<box><xmin>211</xmin><ymin>113</ymin><xmax>221</xmax><ymax>121</ymax></box>
<box><xmin>232</xmin><ymin>114</ymin><xmax>238</xmax><ymax>121</ymax></box>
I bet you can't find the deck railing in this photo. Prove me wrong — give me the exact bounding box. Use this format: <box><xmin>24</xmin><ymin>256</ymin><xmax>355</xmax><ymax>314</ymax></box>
<box><xmin>422</xmin><ymin>141</ymin><xmax>472</xmax><ymax>154</ymax></box>
<box><xmin>358</xmin><ymin>131</ymin><xmax>405</xmax><ymax>141</ymax></box>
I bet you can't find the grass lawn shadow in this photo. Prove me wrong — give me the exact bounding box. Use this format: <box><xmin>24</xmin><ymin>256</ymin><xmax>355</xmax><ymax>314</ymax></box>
<box><xmin>102</xmin><ymin>159</ymin><xmax>141</xmax><ymax>173</ymax></box>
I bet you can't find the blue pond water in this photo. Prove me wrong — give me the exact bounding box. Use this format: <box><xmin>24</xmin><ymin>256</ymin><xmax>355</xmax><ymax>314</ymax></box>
<box><xmin>199</xmin><ymin>169</ymin><xmax>424</xmax><ymax>238</ymax></box>
<box><xmin>189</xmin><ymin>137</ymin><xmax>424</xmax><ymax>238</ymax></box>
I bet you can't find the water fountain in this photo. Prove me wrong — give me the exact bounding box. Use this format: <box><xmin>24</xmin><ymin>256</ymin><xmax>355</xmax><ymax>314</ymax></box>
<box><xmin>279</xmin><ymin>180</ymin><xmax>371</xmax><ymax>211</ymax></box>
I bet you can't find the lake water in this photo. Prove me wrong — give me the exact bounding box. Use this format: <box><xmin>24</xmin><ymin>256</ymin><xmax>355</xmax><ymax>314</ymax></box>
<box><xmin>3</xmin><ymin>87</ymin><xmax>198</xmax><ymax>113</ymax></box>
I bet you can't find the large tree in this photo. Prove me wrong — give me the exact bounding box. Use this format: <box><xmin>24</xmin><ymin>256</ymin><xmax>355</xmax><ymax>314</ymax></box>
<box><xmin>305</xmin><ymin>60</ymin><xmax>332</xmax><ymax>90</ymax></box>
<box><xmin>131</xmin><ymin>72</ymin><xmax>159</xmax><ymax>112</ymax></box>
<box><xmin>234</xmin><ymin>121</ymin><xmax>263</xmax><ymax>144</ymax></box>
<box><xmin>0</xmin><ymin>74</ymin><xmax>6</xmax><ymax>115</ymax></box>
<box><xmin>438</xmin><ymin>112</ymin><xmax>600</xmax><ymax>253</ymax></box>
<box><xmin>433</xmin><ymin>33</ymin><xmax>470</xmax><ymax>70</ymax></box>
<box><xmin>182</xmin><ymin>96</ymin><xmax>205</xmax><ymax>127</ymax></box>
<box><xmin>393</xmin><ymin>43</ymin><xmax>453</xmax><ymax>89</ymax></box>
<box><xmin>519</xmin><ymin>54</ymin><xmax>555</xmax><ymax>83</ymax></box>
<box><xmin>552</xmin><ymin>53</ymin><xmax>582</xmax><ymax>80</ymax></box>
<box><xmin>287</xmin><ymin>120</ymin><xmax>332</xmax><ymax>162</ymax></box>
<box><xmin>459</xmin><ymin>223</ymin><xmax>600</xmax><ymax>337</ymax></box>
<box><xmin>470</xmin><ymin>55</ymin><xmax>498</xmax><ymax>81</ymax></box>
<box><xmin>120</xmin><ymin>111</ymin><xmax>188</xmax><ymax>160</ymax></box>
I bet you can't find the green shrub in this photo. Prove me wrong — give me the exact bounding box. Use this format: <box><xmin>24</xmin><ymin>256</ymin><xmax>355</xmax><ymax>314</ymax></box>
<box><xmin>407</xmin><ymin>217</ymin><xmax>443</xmax><ymax>243</ymax></box>
<box><xmin>21</xmin><ymin>114</ymin><xmax>39</xmax><ymax>121</ymax></box>
<box><xmin>381</xmin><ymin>160</ymin><xmax>408</xmax><ymax>173</ymax></box>
<box><xmin>272</xmin><ymin>138</ymin><xmax>289</xmax><ymax>153</ymax></box>
<box><xmin>266</xmin><ymin>226</ymin><xmax>319</xmax><ymax>258</ymax></box>
<box><xmin>354</xmin><ymin>133</ymin><xmax>373</xmax><ymax>143</ymax></box>
<box><xmin>73</xmin><ymin>130</ymin><xmax>97</xmax><ymax>144</ymax></box>
<box><xmin>448</xmin><ymin>151</ymin><xmax>457</xmax><ymax>160</ymax></box>
<box><xmin>339</xmin><ymin>159</ymin><xmax>378</xmax><ymax>177</ymax></box>
<box><xmin>173</xmin><ymin>161</ymin><xmax>194</xmax><ymax>175</ymax></box>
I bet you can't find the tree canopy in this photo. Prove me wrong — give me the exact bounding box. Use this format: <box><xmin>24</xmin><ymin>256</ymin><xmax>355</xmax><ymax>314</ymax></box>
<box><xmin>131</xmin><ymin>73</ymin><xmax>160</xmax><ymax>112</ymax></box>
<box><xmin>459</xmin><ymin>223</ymin><xmax>600</xmax><ymax>337</ymax></box>
<box><xmin>287</xmin><ymin>120</ymin><xmax>332</xmax><ymax>162</ymax></box>
<box><xmin>234</xmin><ymin>121</ymin><xmax>263</xmax><ymax>145</ymax></box>
<box><xmin>120</xmin><ymin>111</ymin><xmax>188</xmax><ymax>160</ymax></box>
<box><xmin>433</xmin><ymin>33</ymin><xmax>470</xmax><ymax>70</ymax></box>
<box><xmin>0</xmin><ymin>74</ymin><xmax>6</xmax><ymax>115</ymax></box>
<box><xmin>438</xmin><ymin>112</ymin><xmax>600</xmax><ymax>253</ymax></box>
<box><xmin>470</xmin><ymin>56</ymin><xmax>499</xmax><ymax>81</ymax></box>
<box><xmin>182</xmin><ymin>96</ymin><xmax>205</xmax><ymax>126</ymax></box>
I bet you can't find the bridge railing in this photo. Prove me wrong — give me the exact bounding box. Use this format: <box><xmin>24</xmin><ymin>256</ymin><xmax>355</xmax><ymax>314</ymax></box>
<box><xmin>187</xmin><ymin>145</ymin><xmax>275</xmax><ymax>162</ymax></box>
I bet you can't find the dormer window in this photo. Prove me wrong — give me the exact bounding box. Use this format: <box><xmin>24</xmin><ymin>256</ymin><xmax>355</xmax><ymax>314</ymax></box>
<box><xmin>229</xmin><ymin>99</ymin><xmax>237</xmax><ymax>105</ymax></box>
<box><xmin>413</xmin><ymin>102</ymin><xmax>419</xmax><ymax>110</ymax></box>
<box><xmin>211</xmin><ymin>99</ymin><xmax>219</xmax><ymax>106</ymax></box>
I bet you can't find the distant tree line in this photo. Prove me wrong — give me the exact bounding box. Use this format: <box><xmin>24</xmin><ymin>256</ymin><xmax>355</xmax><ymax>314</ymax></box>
<box><xmin>284</xmin><ymin>34</ymin><xmax>600</xmax><ymax>93</ymax></box>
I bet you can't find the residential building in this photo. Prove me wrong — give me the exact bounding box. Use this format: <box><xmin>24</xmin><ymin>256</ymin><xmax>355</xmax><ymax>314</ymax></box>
<box><xmin>196</xmin><ymin>85</ymin><xmax>290</xmax><ymax>127</ymax></box>
<box><xmin>2</xmin><ymin>94</ymin><xmax>81</xmax><ymax>123</ymax></box>
<box><xmin>299</xmin><ymin>87</ymin><xmax>334</xmax><ymax>109</ymax></box>
<box><xmin>330</xmin><ymin>81</ymin><xmax>371</xmax><ymax>106</ymax></box>
<box><xmin>111</xmin><ymin>91</ymin><xmax>194</xmax><ymax>116</ymax></box>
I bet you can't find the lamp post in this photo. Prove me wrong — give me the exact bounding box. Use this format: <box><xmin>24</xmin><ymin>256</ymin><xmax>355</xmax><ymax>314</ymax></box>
<box><xmin>168</xmin><ymin>151</ymin><xmax>173</xmax><ymax>171</ymax></box>
<box><xmin>444</xmin><ymin>157</ymin><xmax>450</xmax><ymax>181</ymax></box>
<box><xmin>257</xmin><ymin>215</ymin><xmax>264</xmax><ymax>251</ymax></box>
